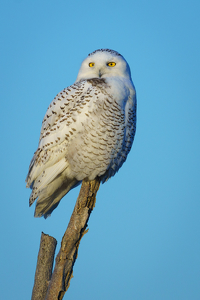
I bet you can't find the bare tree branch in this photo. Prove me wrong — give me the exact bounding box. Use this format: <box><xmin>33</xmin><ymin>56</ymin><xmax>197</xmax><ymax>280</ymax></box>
<box><xmin>45</xmin><ymin>178</ymin><xmax>100</xmax><ymax>300</ymax></box>
<box><xmin>31</xmin><ymin>232</ymin><xmax>57</xmax><ymax>300</ymax></box>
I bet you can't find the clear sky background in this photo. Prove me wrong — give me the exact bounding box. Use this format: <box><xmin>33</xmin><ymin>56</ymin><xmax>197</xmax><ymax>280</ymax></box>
<box><xmin>1</xmin><ymin>0</ymin><xmax>200</xmax><ymax>299</ymax></box>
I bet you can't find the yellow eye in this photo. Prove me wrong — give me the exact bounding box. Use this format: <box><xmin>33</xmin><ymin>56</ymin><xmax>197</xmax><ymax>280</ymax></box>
<box><xmin>89</xmin><ymin>62</ymin><xmax>95</xmax><ymax>67</ymax></box>
<box><xmin>107</xmin><ymin>62</ymin><xmax>116</xmax><ymax>67</ymax></box>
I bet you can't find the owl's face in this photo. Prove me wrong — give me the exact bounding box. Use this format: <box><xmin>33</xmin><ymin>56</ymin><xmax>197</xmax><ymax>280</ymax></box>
<box><xmin>76</xmin><ymin>49</ymin><xmax>131</xmax><ymax>82</ymax></box>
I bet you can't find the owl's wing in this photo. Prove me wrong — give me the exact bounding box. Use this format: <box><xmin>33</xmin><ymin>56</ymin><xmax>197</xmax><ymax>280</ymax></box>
<box><xmin>39</xmin><ymin>82</ymin><xmax>85</xmax><ymax>141</ymax></box>
<box><xmin>124</xmin><ymin>91</ymin><xmax>137</xmax><ymax>155</ymax></box>
<box><xmin>26</xmin><ymin>80</ymin><xmax>90</xmax><ymax>186</ymax></box>
<box><xmin>26</xmin><ymin>79</ymin><xmax>107</xmax><ymax>217</ymax></box>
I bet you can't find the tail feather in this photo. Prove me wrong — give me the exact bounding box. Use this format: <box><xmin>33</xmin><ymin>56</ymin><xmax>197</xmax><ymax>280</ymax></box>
<box><xmin>34</xmin><ymin>176</ymin><xmax>81</xmax><ymax>218</ymax></box>
<box><xmin>27</xmin><ymin>157</ymin><xmax>81</xmax><ymax>218</ymax></box>
<box><xmin>29</xmin><ymin>158</ymin><xmax>68</xmax><ymax>206</ymax></box>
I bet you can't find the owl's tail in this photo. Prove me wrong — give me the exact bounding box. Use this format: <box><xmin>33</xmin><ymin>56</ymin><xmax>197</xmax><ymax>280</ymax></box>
<box><xmin>27</xmin><ymin>158</ymin><xmax>81</xmax><ymax>218</ymax></box>
<box><xmin>34</xmin><ymin>176</ymin><xmax>80</xmax><ymax>218</ymax></box>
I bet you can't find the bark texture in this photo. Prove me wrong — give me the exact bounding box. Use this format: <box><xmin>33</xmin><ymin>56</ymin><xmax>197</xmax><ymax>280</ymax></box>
<box><xmin>31</xmin><ymin>232</ymin><xmax>57</xmax><ymax>300</ymax></box>
<box><xmin>44</xmin><ymin>178</ymin><xmax>100</xmax><ymax>300</ymax></box>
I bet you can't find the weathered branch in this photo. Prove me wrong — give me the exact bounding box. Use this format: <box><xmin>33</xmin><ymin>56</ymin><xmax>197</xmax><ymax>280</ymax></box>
<box><xmin>45</xmin><ymin>178</ymin><xmax>100</xmax><ymax>300</ymax></box>
<box><xmin>31</xmin><ymin>232</ymin><xmax>57</xmax><ymax>300</ymax></box>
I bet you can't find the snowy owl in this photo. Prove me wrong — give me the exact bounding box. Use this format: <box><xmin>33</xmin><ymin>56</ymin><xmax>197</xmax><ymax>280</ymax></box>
<box><xmin>26</xmin><ymin>49</ymin><xmax>137</xmax><ymax>218</ymax></box>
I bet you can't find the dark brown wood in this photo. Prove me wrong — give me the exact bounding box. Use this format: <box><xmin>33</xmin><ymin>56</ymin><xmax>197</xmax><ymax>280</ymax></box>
<box><xmin>45</xmin><ymin>178</ymin><xmax>100</xmax><ymax>300</ymax></box>
<box><xmin>31</xmin><ymin>232</ymin><xmax>57</xmax><ymax>300</ymax></box>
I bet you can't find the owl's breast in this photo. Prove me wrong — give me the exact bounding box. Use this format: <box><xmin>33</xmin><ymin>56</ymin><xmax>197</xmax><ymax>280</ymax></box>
<box><xmin>65</xmin><ymin>91</ymin><xmax>129</xmax><ymax>182</ymax></box>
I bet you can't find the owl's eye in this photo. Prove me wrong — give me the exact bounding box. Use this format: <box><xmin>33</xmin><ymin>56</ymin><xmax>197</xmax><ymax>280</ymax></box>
<box><xmin>107</xmin><ymin>62</ymin><xmax>116</xmax><ymax>67</ymax></box>
<box><xmin>89</xmin><ymin>62</ymin><xmax>95</xmax><ymax>67</ymax></box>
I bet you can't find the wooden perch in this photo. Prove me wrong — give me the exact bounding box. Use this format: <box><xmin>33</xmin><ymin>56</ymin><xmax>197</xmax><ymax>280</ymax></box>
<box><xmin>45</xmin><ymin>178</ymin><xmax>100</xmax><ymax>299</ymax></box>
<box><xmin>31</xmin><ymin>232</ymin><xmax>57</xmax><ymax>300</ymax></box>
<box><xmin>31</xmin><ymin>178</ymin><xmax>100</xmax><ymax>299</ymax></box>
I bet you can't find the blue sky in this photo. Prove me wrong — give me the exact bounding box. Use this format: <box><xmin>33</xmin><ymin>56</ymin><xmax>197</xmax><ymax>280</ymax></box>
<box><xmin>1</xmin><ymin>0</ymin><xmax>200</xmax><ymax>299</ymax></box>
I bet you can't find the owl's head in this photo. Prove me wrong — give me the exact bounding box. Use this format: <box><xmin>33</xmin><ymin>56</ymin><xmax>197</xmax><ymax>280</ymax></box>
<box><xmin>76</xmin><ymin>49</ymin><xmax>132</xmax><ymax>82</ymax></box>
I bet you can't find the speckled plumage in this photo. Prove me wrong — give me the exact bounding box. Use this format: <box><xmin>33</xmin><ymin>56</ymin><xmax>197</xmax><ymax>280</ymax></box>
<box><xmin>26</xmin><ymin>49</ymin><xmax>137</xmax><ymax>218</ymax></box>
